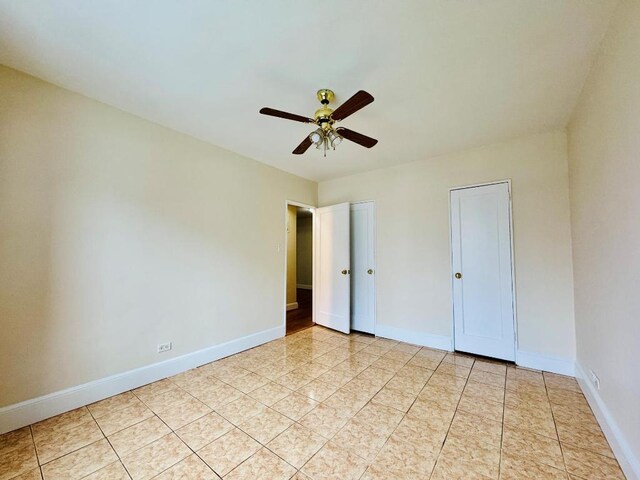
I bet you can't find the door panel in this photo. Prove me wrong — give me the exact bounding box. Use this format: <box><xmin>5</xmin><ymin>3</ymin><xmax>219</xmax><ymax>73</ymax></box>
<box><xmin>451</xmin><ymin>183</ymin><xmax>515</xmax><ymax>361</ymax></box>
<box><xmin>314</xmin><ymin>203</ymin><xmax>351</xmax><ymax>334</ymax></box>
<box><xmin>350</xmin><ymin>202</ymin><xmax>375</xmax><ymax>334</ymax></box>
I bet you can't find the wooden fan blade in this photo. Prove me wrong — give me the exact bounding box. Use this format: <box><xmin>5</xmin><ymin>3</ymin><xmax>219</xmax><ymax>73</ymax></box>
<box><xmin>336</xmin><ymin>127</ymin><xmax>378</xmax><ymax>148</ymax></box>
<box><xmin>292</xmin><ymin>136</ymin><xmax>313</xmax><ymax>155</ymax></box>
<box><xmin>331</xmin><ymin>90</ymin><xmax>374</xmax><ymax>121</ymax></box>
<box><xmin>259</xmin><ymin>107</ymin><xmax>314</xmax><ymax>124</ymax></box>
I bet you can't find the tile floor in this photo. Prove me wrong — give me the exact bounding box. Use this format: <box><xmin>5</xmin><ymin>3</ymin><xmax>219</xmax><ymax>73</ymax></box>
<box><xmin>0</xmin><ymin>326</ymin><xmax>626</xmax><ymax>480</ymax></box>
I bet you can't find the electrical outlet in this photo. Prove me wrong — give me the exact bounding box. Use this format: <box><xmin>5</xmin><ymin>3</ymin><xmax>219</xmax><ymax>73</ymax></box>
<box><xmin>590</xmin><ymin>370</ymin><xmax>600</xmax><ymax>390</ymax></box>
<box><xmin>157</xmin><ymin>342</ymin><xmax>172</xmax><ymax>353</ymax></box>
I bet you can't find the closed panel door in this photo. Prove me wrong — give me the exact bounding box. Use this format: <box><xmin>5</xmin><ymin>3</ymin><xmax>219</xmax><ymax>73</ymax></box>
<box><xmin>451</xmin><ymin>183</ymin><xmax>515</xmax><ymax>361</ymax></box>
<box><xmin>314</xmin><ymin>203</ymin><xmax>351</xmax><ymax>334</ymax></box>
<box><xmin>350</xmin><ymin>202</ymin><xmax>375</xmax><ymax>334</ymax></box>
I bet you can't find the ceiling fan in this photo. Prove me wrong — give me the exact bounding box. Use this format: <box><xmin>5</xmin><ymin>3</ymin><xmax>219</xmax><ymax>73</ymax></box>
<box><xmin>259</xmin><ymin>89</ymin><xmax>378</xmax><ymax>156</ymax></box>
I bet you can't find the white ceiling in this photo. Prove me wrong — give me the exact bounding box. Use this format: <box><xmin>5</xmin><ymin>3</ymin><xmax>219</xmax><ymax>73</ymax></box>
<box><xmin>0</xmin><ymin>1</ymin><xmax>617</xmax><ymax>181</ymax></box>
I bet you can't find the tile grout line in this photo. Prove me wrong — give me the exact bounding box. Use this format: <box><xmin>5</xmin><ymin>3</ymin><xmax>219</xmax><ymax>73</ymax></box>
<box><xmin>186</xmin><ymin>347</ymin><xmax>342</xmax><ymax>479</ymax></box>
<box><xmin>292</xmin><ymin>355</ymin><xmax>391</xmax><ymax>475</ymax></box>
<box><xmin>381</xmin><ymin>352</ymin><xmax>442</xmax><ymax>480</ymax></box>
<box><xmin>544</xmin><ymin>373</ymin><xmax>572</xmax><ymax>479</ymax></box>
<box><xmin>142</xmin><ymin>386</ymin><xmax>210</xmax><ymax>480</ymax></box>
<box><xmin>96</xmin><ymin>381</ymin><xmax>200</xmax><ymax>479</ymax></box>
<box><xmin>21</xmin><ymin>337</ymin><xmax>445</xmax><ymax>478</ymax></box>
<box><xmin>498</xmin><ymin>367</ymin><xmax>508</xmax><ymax>480</ymax></box>
<box><xmin>31</xmin><ymin>408</ymin><xmax>113</xmax><ymax>476</ymax></box>
<box><xmin>28</xmin><ymin>424</ymin><xmax>45</xmax><ymax>480</ymax></box>
<box><xmin>426</xmin><ymin>354</ymin><xmax>476</xmax><ymax>480</ymax></box>
<box><xmin>296</xmin><ymin>337</ymin><xmax>417</xmax><ymax>478</ymax></box>
<box><xmin>545</xmin><ymin>374</ymin><xmax>624</xmax><ymax>479</ymax></box>
<box><xmin>194</xmin><ymin>332</ymin><xmax>355</xmax><ymax>479</ymax></box>
<box><xmin>84</xmin><ymin>399</ymin><xmax>133</xmax><ymax>480</ymax></box>
<box><xmin>346</xmin><ymin>344</ymin><xmax>426</xmax><ymax>479</ymax></box>
<box><xmin>5</xmin><ymin>328</ymin><xmax>620</xmax><ymax>480</ymax></box>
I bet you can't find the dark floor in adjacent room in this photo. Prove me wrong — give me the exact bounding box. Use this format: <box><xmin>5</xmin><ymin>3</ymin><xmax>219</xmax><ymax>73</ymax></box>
<box><xmin>286</xmin><ymin>288</ymin><xmax>313</xmax><ymax>335</ymax></box>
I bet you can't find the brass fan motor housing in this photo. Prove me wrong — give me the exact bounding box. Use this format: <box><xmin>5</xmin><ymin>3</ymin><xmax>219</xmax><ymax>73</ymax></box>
<box><xmin>314</xmin><ymin>106</ymin><xmax>334</xmax><ymax>127</ymax></box>
<box><xmin>315</xmin><ymin>89</ymin><xmax>335</xmax><ymax>129</ymax></box>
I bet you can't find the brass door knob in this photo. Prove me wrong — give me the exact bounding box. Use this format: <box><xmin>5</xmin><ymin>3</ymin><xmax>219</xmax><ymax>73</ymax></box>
<box><xmin>367</xmin><ymin>269</ymin><xmax>374</xmax><ymax>275</ymax></box>
<box><xmin>341</xmin><ymin>269</ymin><xmax>348</xmax><ymax>275</ymax></box>
<box><xmin>455</xmin><ymin>272</ymin><xmax>462</xmax><ymax>279</ymax></box>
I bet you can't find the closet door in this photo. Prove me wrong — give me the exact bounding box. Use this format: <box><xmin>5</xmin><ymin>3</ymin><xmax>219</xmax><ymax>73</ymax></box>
<box><xmin>350</xmin><ymin>202</ymin><xmax>375</xmax><ymax>334</ymax></box>
<box><xmin>451</xmin><ymin>182</ymin><xmax>515</xmax><ymax>361</ymax></box>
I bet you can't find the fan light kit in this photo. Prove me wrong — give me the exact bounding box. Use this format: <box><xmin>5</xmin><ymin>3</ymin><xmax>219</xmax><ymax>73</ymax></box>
<box><xmin>260</xmin><ymin>89</ymin><xmax>378</xmax><ymax>156</ymax></box>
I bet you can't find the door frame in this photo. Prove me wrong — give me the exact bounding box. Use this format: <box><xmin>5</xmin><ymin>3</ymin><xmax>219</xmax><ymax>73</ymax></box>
<box><xmin>350</xmin><ymin>200</ymin><xmax>377</xmax><ymax>335</ymax></box>
<box><xmin>448</xmin><ymin>180</ymin><xmax>518</xmax><ymax>357</ymax></box>
<box><xmin>283</xmin><ymin>200</ymin><xmax>316</xmax><ymax>335</ymax></box>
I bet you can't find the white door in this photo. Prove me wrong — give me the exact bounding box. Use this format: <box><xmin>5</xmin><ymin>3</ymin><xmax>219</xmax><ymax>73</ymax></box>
<box><xmin>350</xmin><ymin>202</ymin><xmax>375</xmax><ymax>334</ymax></box>
<box><xmin>450</xmin><ymin>182</ymin><xmax>515</xmax><ymax>361</ymax></box>
<box><xmin>314</xmin><ymin>203</ymin><xmax>351</xmax><ymax>334</ymax></box>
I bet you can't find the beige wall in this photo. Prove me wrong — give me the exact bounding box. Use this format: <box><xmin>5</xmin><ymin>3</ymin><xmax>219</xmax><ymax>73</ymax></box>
<box><xmin>286</xmin><ymin>205</ymin><xmax>297</xmax><ymax>305</ymax></box>
<box><xmin>567</xmin><ymin>0</ymin><xmax>640</xmax><ymax>470</ymax></box>
<box><xmin>0</xmin><ymin>65</ymin><xmax>316</xmax><ymax>407</ymax></box>
<box><xmin>296</xmin><ymin>215</ymin><xmax>313</xmax><ymax>287</ymax></box>
<box><xmin>319</xmin><ymin>131</ymin><xmax>576</xmax><ymax>363</ymax></box>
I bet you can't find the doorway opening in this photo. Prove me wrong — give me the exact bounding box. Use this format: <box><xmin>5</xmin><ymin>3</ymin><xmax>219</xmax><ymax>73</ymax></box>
<box><xmin>285</xmin><ymin>203</ymin><xmax>314</xmax><ymax>335</ymax></box>
<box><xmin>284</xmin><ymin>200</ymin><xmax>377</xmax><ymax>337</ymax></box>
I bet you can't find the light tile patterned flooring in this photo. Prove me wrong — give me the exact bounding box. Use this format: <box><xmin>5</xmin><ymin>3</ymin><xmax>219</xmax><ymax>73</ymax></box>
<box><xmin>0</xmin><ymin>326</ymin><xmax>626</xmax><ymax>480</ymax></box>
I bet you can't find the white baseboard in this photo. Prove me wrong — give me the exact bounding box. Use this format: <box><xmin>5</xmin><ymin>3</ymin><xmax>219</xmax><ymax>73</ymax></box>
<box><xmin>0</xmin><ymin>325</ymin><xmax>284</xmax><ymax>435</ymax></box>
<box><xmin>286</xmin><ymin>302</ymin><xmax>298</xmax><ymax>311</ymax></box>
<box><xmin>296</xmin><ymin>284</ymin><xmax>312</xmax><ymax>290</ymax></box>
<box><xmin>575</xmin><ymin>363</ymin><xmax>639</xmax><ymax>480</ymax></box>
<box><xmin>516</xmin><ymin>350</ymin><xmax>575</xmax><ymax>376</ymax></box>
<box><xmin>375</xmin><ymin>324</ymin><xmax>453</xmax><ymax>351</ymax></box>
<box><xmin>373</xmin><ymin>326</ymin><xmax>576</xmax><ymax>376</ymax></box>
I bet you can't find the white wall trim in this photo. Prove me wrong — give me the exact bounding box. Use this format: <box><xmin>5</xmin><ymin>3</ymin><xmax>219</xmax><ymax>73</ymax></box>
<box><xmin>575</xmin><ymin>363</ymin><xmax>640</xmax><ymax>480</ymax></box>
<box><xmin>286</xmin><ymin>302</ymin><xmax>298</xmax><ymax>311</ymax></box>
<box><xmin>296</xmin><ymin>284</ymin><xmax>312</xmax><ymax>290</ymax></box>
<box><xmin>0</xmin><ymin>325</ymin><xmax>284</xmax><ymax>435</ymax></box>
<box><xmin>515</xmin><ymin>350</ymin><xmax>575</xmax><ymax>376</ymax></box>
<box><xmin>375</xmin><ymin>324</ymin><xmax>453</xmax><ymax>351</ymax></box>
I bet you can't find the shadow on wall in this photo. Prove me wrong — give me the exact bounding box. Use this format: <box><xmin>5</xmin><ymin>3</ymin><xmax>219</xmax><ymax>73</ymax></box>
<box><xmin>296</xmin><ymin>211</ymin><xmax>313</xmax><ymax>288</ymax></box>
<box><xmin>0</xmin><ymin>65</ymin><xmax>316</xmax><ymax>407</ymax></box>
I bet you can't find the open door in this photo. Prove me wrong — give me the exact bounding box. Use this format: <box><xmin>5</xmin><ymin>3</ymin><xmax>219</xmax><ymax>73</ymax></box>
<box><xmin>314</xmin><ymin>203</ymin><xmax>351</xmax><ymax>334</ymax></box>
